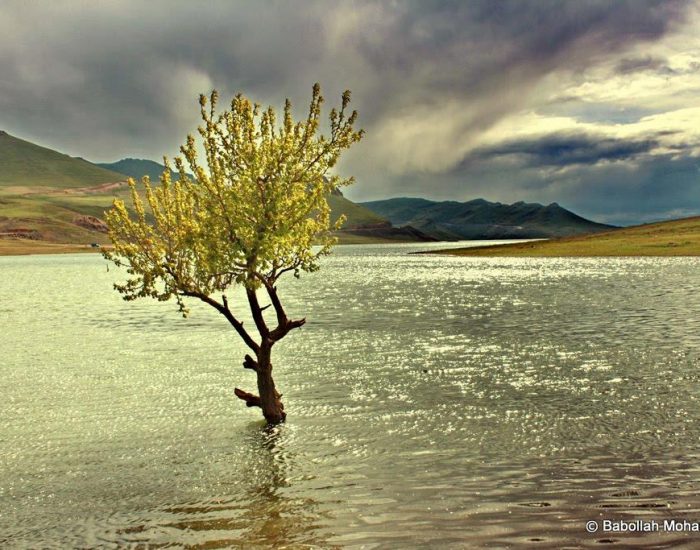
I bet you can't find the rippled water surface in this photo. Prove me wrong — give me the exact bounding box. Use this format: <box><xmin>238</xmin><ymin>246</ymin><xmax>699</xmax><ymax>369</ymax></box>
<box><xmin>2</xmin><ymin>243</ymin><xmax>700</xmax><ymax>548</ymax></box>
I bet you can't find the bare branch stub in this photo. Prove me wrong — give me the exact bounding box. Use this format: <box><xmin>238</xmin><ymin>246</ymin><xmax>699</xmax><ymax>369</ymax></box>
<box><xmin>234</xmin><ymin>387</ymin><xmax>261</xmax><ymax>408</ymax></box>
<box><xmin>243</xmin><ymin>354</ymin><xmax>258</xmax><ymax>372</ymax></box>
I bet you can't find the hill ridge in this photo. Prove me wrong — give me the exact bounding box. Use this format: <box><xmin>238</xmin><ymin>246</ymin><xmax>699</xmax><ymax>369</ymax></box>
<box><xmin>97</xmin><ymin>158</ymin><xmax>179</xmax><ymax>182</ymax></box>
<box><xmin>0</xmin><ymin>131</ymin><xmax>126</xmax><ymax>188</ymax></box>
<box><xmin>361</xmin><ymin>196</ymin><xmax>614</xmax><ymax>240</ymax></box>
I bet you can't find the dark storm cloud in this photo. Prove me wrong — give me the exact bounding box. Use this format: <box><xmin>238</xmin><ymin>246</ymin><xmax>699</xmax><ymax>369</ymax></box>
<box><xmin>0</xmin><ymin>0</ymin><xmax>689</xmax><ymax>152</ymax></box>
<box><xmin>539</xmin><ymin>102</ymin><xmax>659</xmax><ymax>124</ymax></box>
<box><xmin>614</xmin><ymin>55</ymin><xmax>672</xmax><ymax>75</ymax></box>
<box><xmin>0</xmin><ymin>0</ymin><xmax>695</xmax><ymax>223</ymax></box>
<box><xmin>528</xmin><ymin>153</ymin><xmax>700</xmax><ymax>225</ymax></box>
<box><xmin>344</xmin><ymin>0</ymin><xmax>692</xmax><ymax>126</ymax></box>
<box><xmin>612</xmin><ymin>54</ymin><xmax>700</xmax><ymax>77</ymax></box>
<box><xmin>377</xmin><ymin>149</ymin><xmax>700</xmax><ymax>226</ymax></box>
<box><xmin>473</xmin><ymin>132</ymin><xmax>663</xmax><ymax>167</ymax></box>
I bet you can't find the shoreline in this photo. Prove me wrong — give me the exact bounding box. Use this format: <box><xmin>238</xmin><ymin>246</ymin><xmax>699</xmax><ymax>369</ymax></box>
<box><xmin>423</xmin><ymin>216</ymin><xmax>700</xmax><ymax>258</ymax></box>
<box><xmin>0</xmin><ymin>235</ymin><xmax>433</xmax><ymax>256</ymax></box>
<box><xmin>6</xmin><ymin>215</ymin><xmax>700</xmax><ymax>258</ymax></box>
<box><xmin>0</xmin><ymin>240</ymin><xmax>107</xmax><ymax>256</ymax></box>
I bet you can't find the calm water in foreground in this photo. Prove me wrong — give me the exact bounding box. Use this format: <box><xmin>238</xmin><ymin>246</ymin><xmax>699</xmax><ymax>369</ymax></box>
<box><xmin>2</xmin><ymin>243</ymin><xmax>700</xmax><ymax>549</ymax></box>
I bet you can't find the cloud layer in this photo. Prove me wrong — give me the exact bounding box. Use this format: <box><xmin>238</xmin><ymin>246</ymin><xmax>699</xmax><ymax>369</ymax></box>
<box><xmin>0</xmin><ymin>0</ymin><xmax>698</xmax><ymax>224</ymax></box>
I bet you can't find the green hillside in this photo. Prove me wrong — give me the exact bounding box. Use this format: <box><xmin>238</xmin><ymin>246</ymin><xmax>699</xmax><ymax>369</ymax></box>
<box><xmin>0</xmin><ymin>191</ymin><xmax>128</xmax><ymax>245</ymax></box>
<box><xmin>0</xmin><ymin>134</ymin><xmax>410</xmax><ymax>254</ymax></box>
<box><xmin>328</xmin><ymin>193</ymin><xmax>387</xmax><ymax>228</ymax></box>
<box><xmin>0</xmin><ymin>131</ymin><xmax>125</xmax><ymax>189</ymax></box>
<box><xmin>429</xmin><ymin>216</ymin><xmax>700</xmax><ymax>257</ymax></box>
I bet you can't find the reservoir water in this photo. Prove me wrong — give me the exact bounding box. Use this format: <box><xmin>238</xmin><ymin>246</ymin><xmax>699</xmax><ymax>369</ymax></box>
<box><xmin>2</xmin><ymin>243</ymin><xmax>700</xmax><ymax>548</ymax></box>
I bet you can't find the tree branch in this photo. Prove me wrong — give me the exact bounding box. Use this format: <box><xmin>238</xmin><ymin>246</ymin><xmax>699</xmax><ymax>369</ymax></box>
<box><xmin>182</xmin><ymin>291</ymin><xmax>259</xmax><ymax>353</ymax></box>
<box><xmin>270</xmin><ymin>317</ymin><xmax>306</xmax><ymax>342</ymax></box>
<box><xmin>245</xmin><ymin>287</ymin><xmax>270</xmax><ymax>338</ymax></box>
<box><xmin>264</xmin><ymin>283</ymin><xmax>288</xmax><ymax>327</ymax></box>
<box><xmin>272</xmin><ymin>263</ymin><xmax>301</xmax><ymax>283</ymax></box>
<box><xmin>252</xmin><ymin>280</ymin><xmax>306</xmax><ymax>342</ymax></box>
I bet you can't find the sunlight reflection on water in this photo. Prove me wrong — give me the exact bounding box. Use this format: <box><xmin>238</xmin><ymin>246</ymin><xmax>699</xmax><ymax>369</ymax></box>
<box><xmin>1</xmin><ymin>243</ymin><xmax>700</xmax><ymax>548</ymax></box>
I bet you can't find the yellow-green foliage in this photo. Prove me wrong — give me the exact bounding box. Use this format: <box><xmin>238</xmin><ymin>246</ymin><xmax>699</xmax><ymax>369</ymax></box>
<box><xmin>104</xmin><ymin>84</ymin><xmax>363</xmax><ymax>314</ymax></box>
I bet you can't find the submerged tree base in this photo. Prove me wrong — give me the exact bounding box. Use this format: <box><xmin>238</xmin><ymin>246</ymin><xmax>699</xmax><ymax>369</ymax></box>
<box><xmin>234</xmin><ymin>387</ymin><xmax>287</xmax><ymax>425</ymax></box>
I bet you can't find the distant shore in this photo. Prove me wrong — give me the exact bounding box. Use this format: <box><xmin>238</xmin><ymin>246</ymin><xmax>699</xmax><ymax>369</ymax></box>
<box><xmin>5</xmin><ymin>216</ymin><xmax>700</xmax><ymax>258</ymax></box>
<box><xmin>0</xmin><ymin>240</ymin><xmax>106</xmax><ymax>256</ymax></box>
<box><xmin>0</xmin><ymin>233</ymin><xmax>415</xmax><ymax>256</ymax></box>
<box><xmin>424</xmin><ymin>216</ymin><xmax>700</xmax><ymax>257</ymax></box>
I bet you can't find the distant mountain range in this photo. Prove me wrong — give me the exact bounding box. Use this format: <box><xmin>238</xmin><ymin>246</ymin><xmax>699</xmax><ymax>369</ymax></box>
<box><xmin>96</xmin><ymin>158</ymin><xmax>186</xmax><ymax>182</ymax></box>
<box><xmin>360</xmin><ymin>197</ymin><xmax>614</xmax><ymax>240</ymax></box>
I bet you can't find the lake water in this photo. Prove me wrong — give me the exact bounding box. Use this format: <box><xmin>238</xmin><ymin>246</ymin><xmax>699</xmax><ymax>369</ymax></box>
<box><xmin>2</xmin><ymin>243</ymin><xmax>700</xmax><ymax>548</ymax></box>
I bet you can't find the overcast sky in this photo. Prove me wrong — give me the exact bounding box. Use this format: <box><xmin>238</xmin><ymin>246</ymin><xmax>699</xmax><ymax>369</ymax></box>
<box><xmin>2</xmin><ymin>0</ymin><xmax>700</xmax><ymax>224</ymax></box>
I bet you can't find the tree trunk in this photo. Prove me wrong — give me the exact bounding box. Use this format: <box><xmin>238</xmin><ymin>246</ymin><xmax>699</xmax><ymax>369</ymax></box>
<box><xmin>256</xmin><ymin>342</ymin><xmax>286</xmax><ymax>424</ymax></box>
<box><xmin>232</xmin><ymin>287</ymin><xmax>301</xmax><ymax>424</ymax></box>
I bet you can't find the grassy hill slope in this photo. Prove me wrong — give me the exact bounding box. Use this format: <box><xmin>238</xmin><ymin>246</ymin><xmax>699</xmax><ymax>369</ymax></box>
<box><xmin>328</xmin><ymin>194</ymin><xmax>388</xmax><ymax>228</ymax></box>
<box><xmin>0</xmin><ymin>134</ymin><xmax>421</xmax><ymax>253</ymax></box>
<box><xmin>0</xmin><ymin>131</ymin><xmax>125</xmax><ymax>189</ymax></box>
<box><xmin>0</xmin><ymin>189</ymin><xmax>130</xmax><ymax>244</ymax></box>
<box><xmin>429</xmin><ymin>216</ymin><xmax>700</xmax><ymax>257</ymax></box>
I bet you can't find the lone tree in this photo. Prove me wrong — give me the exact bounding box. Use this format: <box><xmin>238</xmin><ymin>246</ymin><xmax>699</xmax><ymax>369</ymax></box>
<box><xmin>103</xmin><ymin>84</ymin><xmax>363</xmax><ymax>424</ymax></box>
